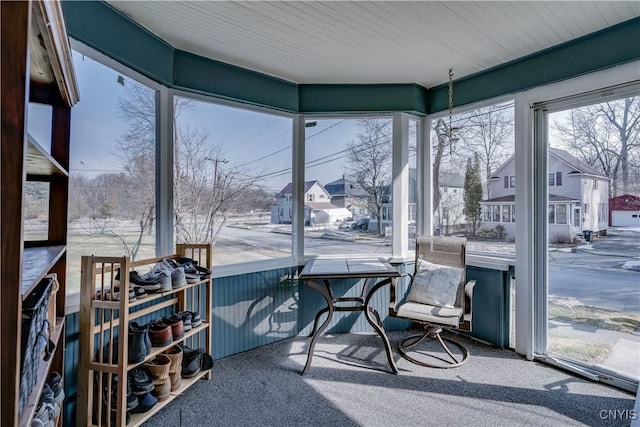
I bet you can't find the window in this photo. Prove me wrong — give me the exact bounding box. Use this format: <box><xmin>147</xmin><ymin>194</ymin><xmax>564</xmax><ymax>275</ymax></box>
<box><xmin>305</xmin><ymin>118</ymin><xmax>392</xmax><ymax>256</ymax></box>
<box><xmin>65</xmin><ymin>50</ymin><xmax>157</xmax><ymax>293</ymax></box>
<box><xmin>548</xmin><ymin>205</ymin><xmax>555</xmax><ymax>223</ymax></box>
<box><xmin>593</xmin><ymin>179</ymin><xmax>598</xmax><ymax>189</ymax></box>
<box><xmin>556</xmin><ymin>204</ymin><xmax>567</xmax><ymax>224</ymax></box>
<box><xmin>173</xmin><ymin>94</ymin><xmax>293</xmax><ymax>265</ymax></box>
<box><xmin>511</xmin><ymin>205</ymin><xmax>516</xmax><ymax>222</ymax></box>
<box><xmin>548</xmin><ymin>172</ymin><xmax>555</xmax><ymax>186</ymax></box>
<box><xmin>493</xmin><ymin>205</ymin><xmax>501</xmax><ymax>222</ymax></box>
<box><xmin>502</xmin><ymin>205</ymin><xmax>511</xmax><ymax>222</ymax></box>
<box><xmin>504</xmin><ymin>176</ymin><xmax>509</xmax><ymax>188</ymax></box>
<box><xmin>510</xmin><ymin>176</ymin><xmax>516</xmax><ymax>188</ymax></box>
<box><xmin>556</xmin><ymin>172</ymin><xmax>562</xmax><ymax>186</ymax></box>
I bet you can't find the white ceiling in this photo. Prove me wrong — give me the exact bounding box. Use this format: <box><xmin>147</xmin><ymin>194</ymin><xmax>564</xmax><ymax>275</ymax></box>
<box><xmin>108</xmin><ymin>1</ymin><xmax>640</xmax><ymax>88</ymax></box>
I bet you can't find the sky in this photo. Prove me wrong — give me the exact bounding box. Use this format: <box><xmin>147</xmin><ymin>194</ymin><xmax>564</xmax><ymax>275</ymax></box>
<box><xmin>29</xmin><ymin>50</ymin><xmax>371</xmax><ymax>194</ymax></box>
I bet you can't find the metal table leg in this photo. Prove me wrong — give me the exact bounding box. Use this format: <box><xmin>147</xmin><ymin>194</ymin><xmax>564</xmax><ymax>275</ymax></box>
<box><xmin>364</xmin><ymin>277</ymin><xmax>399</xmax><ymax>374</ymax></box>
<box><xmin>302</xmin><ymin>279</ymin><xmax>334</xmax><ymax>375</ymax></box>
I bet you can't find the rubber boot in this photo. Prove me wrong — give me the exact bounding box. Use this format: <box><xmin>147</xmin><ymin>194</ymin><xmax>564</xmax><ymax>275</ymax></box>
<box><xmin>144</xmin><ymin>354</ymin><xmax>171</xmax><ymax>401</ymax></box>
<box><xmin>165</xmin><ymin>346</ymin><xmax>183</xmax><ymax>392</ymax></box>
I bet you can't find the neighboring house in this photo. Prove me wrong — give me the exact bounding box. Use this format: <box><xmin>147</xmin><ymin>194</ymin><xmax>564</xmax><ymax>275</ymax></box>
<box><xmin>434</xmin><ymin>172</ymin><xmax>465</xmax><ymax>235</ymax></box>
<box><xmin>609</xmin><ymin>194</ymin><xmax>640</xmax><ymax>226</ymax></box>
<box><xmin>271</xmin><ymin>180</ymin><xmax>351</xmax><ymax>225</ymax></box>
<box><xmin>324</xmin><ymin>176</ymin><xmax>370</xmax><ymax>219</ymax></box>
<box><xmin>376</xmin><ymin>169</ymin><xmax>418</xmax><ymax>234</ymax></box>
<box><xmin>480</xmin><ymin>147</ymin><xmax>610</xmax><ymax>240</ymax></box>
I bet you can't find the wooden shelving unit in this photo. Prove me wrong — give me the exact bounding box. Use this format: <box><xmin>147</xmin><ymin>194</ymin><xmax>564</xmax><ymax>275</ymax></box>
<box><xmin>1</xmin><ymin>1</ymin><xmax>79</xmax><ymax>426</ymax></box>
<box><xmin>77</xmin><ymin>244</ymin><xmax>213</xmax><ymax>427</ymax></box>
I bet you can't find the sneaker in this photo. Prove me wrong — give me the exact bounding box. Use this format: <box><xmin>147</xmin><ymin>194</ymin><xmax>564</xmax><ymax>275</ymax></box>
<box><xmin>189</xmin><ymin>311</ymin><xmax>202</xmax><ymax>328</ymax></box>
<box><xmin>174</xmin><ymin>311</ymin><xmax>192</xmax><ymax>331</ymax></box>
<box><xmin>129</xmin><ymin>271</ymin><xmax>163</xmax><ymax>292</ymax></box>
<box><xmin>46</xmin><ymin>372</ymin><xmax>65</xmax><ymax>407</ymax></box>
<box><xmin>141</xmin><ymin>266</ymin><xmax>172</xmax><ymax>292</ymax></box>
<box><xmin>161</xmin><ymin>259</ymin><xmax>188</xmax><ymax>288</ymax></box>
<box><xmin>129</xmin><ymin>366</ymin><xmax>154</xmax><ymax>395</ymax></box>
<box><xmin>32</xmin><ymin>402</ymin><xmax>56</xmax><ymax>427</ymax></box>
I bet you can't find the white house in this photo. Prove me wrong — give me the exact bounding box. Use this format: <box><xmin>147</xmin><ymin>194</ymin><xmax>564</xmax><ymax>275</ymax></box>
<box><xmin>271</xmin><ymin>180</ymin><xmax>352</xmax><ymax>225</ymax></box>
<box><xmin>480</xmin><ymin>147</ymin><xmax>610</xmax><ymax>241</ymax></box>
<box><xmin>434</xmin><ymin>172</ymin><xmax>465</xmax><ymax>235</ymax></box>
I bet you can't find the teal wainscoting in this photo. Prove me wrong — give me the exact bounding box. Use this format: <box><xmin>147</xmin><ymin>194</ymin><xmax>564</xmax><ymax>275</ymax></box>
<box><xmin>465</xmin><ymin>265</ymin><xmax>512</xmax><ymax>348</ymax></box>
<box><xmin>63</xmin><ymin>261</ymin><xmax>511</xmax><ymax>425</ymax></box>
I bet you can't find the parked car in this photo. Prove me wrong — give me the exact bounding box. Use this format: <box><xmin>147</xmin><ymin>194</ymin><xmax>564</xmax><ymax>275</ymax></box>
<box><xmin>351</xmin><ymin>217</ymin><xmax>369</xmax><ymax>230</ymax></box>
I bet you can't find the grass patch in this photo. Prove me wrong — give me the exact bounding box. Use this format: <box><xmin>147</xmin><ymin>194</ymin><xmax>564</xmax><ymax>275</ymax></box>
<box><xmin>548</xmin><ymin>335</ymin><xmax>612</xmax><ymax>364</ymax></box>
<box><xmin>549</xmin><ymin>302</ymin><xmax>640</xmax><ymax>334</ymax></box>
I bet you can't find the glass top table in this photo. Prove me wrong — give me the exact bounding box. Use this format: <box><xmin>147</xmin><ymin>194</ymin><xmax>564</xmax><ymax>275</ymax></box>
<box><xmin>298</xmin><ymin>258</ymin><xmax>401</xmax><ymax>375</ymax></box>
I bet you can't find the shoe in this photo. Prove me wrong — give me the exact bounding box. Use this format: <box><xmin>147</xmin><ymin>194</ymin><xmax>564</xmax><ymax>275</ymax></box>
<box><xmin>181</xmin><ymin>346</ymin><xmax>203</xmax><ymax>378</ymax></box>
<box><xmin>201</xmin><ymin>352</ymin><xmax>214</xmax><ymax>371</ymax></box>
<box><xmin>165</xmin><ymin>346</ymin><xmax>183</xmax><ymax>392</ymax></box>
<box><xmin>129</xmin><ymin>271</ymin><xmax>163</xmax><ymax>292</ymax></box>
<box><xmin>141</xmin><ymin>266</ymin><xmax>172</xmax><ymax>292</ymax></box>
<box><xmin>95</xmin><ymin>288</ymin><xmax>136</xmax><ymax>302</ymax></box>
<box><xmin>131</xmin><ymin>286</ymin><xmax>148</xmax><ymax>299</ymax></box>
<box><xmin>161</xmin><ymin>259</ymin><xmax>188</xmax><ymax>288</ymax></box>
<box><xmin>189</xmin><ymin>310</ymin><xmax>202</xmax><ymax>328</ymax></box>
<box><xmin>179</xmin><ymin>262</ymin><xmax>203</xmax><ymax>284</ymax></box>
<box><xmin>130</xmin><ymin>392</ymin><xmax>158</xmax><ymax>413</ymax></box>
<box><xmin>128</xmin><ymin>321</ymin><xmax>151</xmax><ymax>364</ymax></box>
<box><xmin>174</xmin><ymin>311</ymin><xmax>192</xmax><ymax>331</ymax></box>
<box><xmin>129</xmin><ymin>366</ymin><xmax>154</xmax><ymax>395</ymax></box>
<box><xmin>130</xmin><ymin>321</ymin><xmax>152</xmax><ymax>353</ymax></box>
<box><xmin>162</xmin><ymin>315</ymin><xmax>185</xmax><ymax>340</ymax></box>
<box><xmin>144</xmin><ymin>355</ymin><xmax>171</xmax><ymax>401</ymax></box>
<box><xmin>45</xmin><ymin>372</ymin><xmax>64</xmax><ymax>407</ymax></box>
<box><xmin>148</xmin><ymin>321</ymin><xmax>173</xmax><ymax>347</ymax></box>
<box><xmin>32</xmin><ymin>402</ymin><xmax>57</xmax><ymax>427</ymax></box>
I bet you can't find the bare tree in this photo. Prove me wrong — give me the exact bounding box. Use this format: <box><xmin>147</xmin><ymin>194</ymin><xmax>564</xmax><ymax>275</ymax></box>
<box><xmin>458</xmin><ymin>104</ymin><xmax>513</xmax><ymax>198</ymax></box>
<box><xmin>345</xmin><ymin>119</ymin><xmax>392</xmax><ymax>235</ymax></box>
<box><xmin>173</xmin><ymin>126</ymin><xmax>264</xmax><ymax>244</ymax></box>
<box><xmin>553</xmin><ymin>97</ymin><xmax>640</xmax><ymax>196</ymax></box>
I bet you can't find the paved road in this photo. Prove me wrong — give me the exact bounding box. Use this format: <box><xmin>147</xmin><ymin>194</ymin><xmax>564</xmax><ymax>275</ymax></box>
<box><xmin>549</xmin><ymin>265</ymin><xmax>639</xmax><ymax>312</ymax></box>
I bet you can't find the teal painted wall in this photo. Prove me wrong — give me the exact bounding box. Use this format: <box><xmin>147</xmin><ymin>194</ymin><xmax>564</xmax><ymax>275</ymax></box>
<box><xmin>62</xmin><ymin>2</ymin><xmax>640</xmax><ymax>115</ymax></box>
<box><xmin>62</xmin><ymin>1</ymin><xmax>174</xmax><ymax>86</ymax></box>
<box><xmin>465</xmin><ymin>266</ymin><xmax>511</xmax><ymax>348</ymax></box>
<box><xmin>173</xmin><ymin>50</ymin><xmax>298</xmax><ymax>112</ymax></box>
<box><xmin>298</xmin><ymin>84</ymin><xmax>428</xmax><ymax>114</ymax></box>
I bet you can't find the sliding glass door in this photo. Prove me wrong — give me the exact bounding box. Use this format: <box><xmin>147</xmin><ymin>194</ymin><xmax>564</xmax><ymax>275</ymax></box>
<box><xmin>535</xmin><ymin>84</ymin><xmax>640</xmax><ymax>391</ymax></box>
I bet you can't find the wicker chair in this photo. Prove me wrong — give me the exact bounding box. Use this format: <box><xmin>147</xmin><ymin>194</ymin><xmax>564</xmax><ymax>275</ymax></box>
<box><xmin>390</xmin><ymin>236</ymin><xmax>476</xmax><ymax>368</ymax></box>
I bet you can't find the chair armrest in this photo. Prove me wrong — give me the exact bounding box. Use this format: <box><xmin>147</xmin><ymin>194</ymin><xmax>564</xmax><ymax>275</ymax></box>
<box><xmin>460</xmin><ymin>279</ymin><xmax>476</xmax><ymax>331</ymax></box>
<box><xmin>389</xmin><ymin>272</ymin><xmax>412</xmax><ymax>317</ymax></box>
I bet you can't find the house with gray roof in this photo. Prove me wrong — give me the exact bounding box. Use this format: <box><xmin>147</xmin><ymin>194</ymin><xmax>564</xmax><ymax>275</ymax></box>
<box><xmin>271</xmin><ymin>180</ymin><xmax>352</xmax><ymax>226</ymax></box>
<box><xmin>481</xmin><ymin>147</ymin><xmax>610</xmax><ymax>240</ymax></box>
<box><xmin>324</xmin><ymin>176</ymin><xmax>370</xmax><ymax>220</ymax></box>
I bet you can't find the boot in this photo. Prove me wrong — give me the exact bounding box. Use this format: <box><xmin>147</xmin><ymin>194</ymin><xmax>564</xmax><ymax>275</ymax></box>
<box><xmin>144</xmin><ymin>355</ymin><xmax>171</xmax><ymax>401</ymax></box>
<box><xmin>165</xmin><ymin>346</ymin><xmax>183</xmax><ymax>392</ymax></box>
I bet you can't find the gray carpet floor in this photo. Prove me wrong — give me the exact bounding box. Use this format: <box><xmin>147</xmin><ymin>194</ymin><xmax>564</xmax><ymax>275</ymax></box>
<box><xmin>144</xmin><ymin>330</ymin><xmax>635</xmax><ymax>426</ymax></box>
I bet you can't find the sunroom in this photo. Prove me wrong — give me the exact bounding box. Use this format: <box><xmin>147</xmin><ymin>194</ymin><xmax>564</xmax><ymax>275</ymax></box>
<box><xmin>2</xmin><ymin>1</ymin><xmax>640</xmax><ymax>426</ymax></box>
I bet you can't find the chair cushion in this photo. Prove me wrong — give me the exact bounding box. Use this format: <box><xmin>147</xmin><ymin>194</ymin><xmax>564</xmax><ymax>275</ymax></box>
<box><xmin>396</xmin><ymin>302</ymin><xmax>463</xmax><ymax>327</ymax></box>
<box><xmin>406</xmin><ymin>259</ymin><xmax>462</xmax><ymax>308</ymax></box>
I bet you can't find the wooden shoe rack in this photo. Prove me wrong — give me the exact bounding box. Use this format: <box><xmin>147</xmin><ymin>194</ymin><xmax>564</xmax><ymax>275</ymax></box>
<box><xmin>77</xmin><ymin>244</ymin><xmax>213</xmax><ymax>427</ymax></box>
